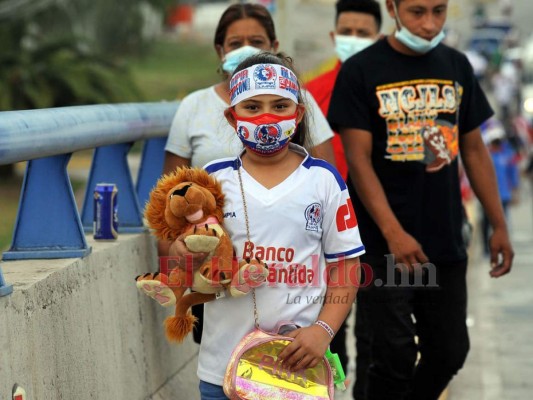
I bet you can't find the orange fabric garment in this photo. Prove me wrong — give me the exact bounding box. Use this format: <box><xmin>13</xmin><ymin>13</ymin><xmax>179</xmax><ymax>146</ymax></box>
<box><xmin>305</xmin><ymin>61</ymin><xmax>347</xmax><ymax>179</ymax></box>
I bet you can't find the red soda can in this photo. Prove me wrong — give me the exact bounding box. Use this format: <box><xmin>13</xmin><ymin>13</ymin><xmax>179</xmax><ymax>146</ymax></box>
<box><xmin>93</xmin><ymin>183</ymin><xmax>118</xmax><ymax>240</ymax></box>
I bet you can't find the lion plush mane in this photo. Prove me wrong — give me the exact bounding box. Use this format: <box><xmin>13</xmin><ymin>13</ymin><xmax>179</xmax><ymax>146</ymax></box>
<box><xmin>145</xmin><ymin>167</ymin><xmax>225</xmax><ymax>242</ymax></box>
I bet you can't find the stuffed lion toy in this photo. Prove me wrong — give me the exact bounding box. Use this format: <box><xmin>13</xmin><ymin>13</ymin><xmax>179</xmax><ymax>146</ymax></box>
<box><xmin>136</xmin><ymin>167</ymin><xmax>267</xmax><ymax>343</ymax></box>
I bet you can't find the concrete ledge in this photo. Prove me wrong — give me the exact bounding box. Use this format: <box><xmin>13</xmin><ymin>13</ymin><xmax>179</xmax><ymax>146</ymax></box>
<box><xmin>0</xmin><ymin>233</ymin><xmax>199</xmax><ymax>400</ymax></box>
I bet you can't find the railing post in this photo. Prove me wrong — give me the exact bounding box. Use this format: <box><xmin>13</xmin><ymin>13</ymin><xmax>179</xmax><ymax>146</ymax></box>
<box><xmin>136</xmin><ymin>137</ymin><xmax>167</xmax><ymax>210</ymax></box>
<box><xmin>81</xmin><ymin>143</ymin><xmax>145</xmax><ymax>233</ymax></box>
<box><xmin>2</xmin><ymin>154</ymin><xmax>91</xmax><ymax>260</ymax></box>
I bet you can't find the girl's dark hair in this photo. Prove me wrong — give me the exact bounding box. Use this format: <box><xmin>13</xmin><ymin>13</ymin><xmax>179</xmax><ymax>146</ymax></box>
<box><xmin>232</xmin><ymin>52</ymin><xmax>313</xmax><ymax>150</ymax></box>
<box><xmin>214</xmin><ymin>4</ymin><xmax>277</xmax><ymax>48</ymax></box>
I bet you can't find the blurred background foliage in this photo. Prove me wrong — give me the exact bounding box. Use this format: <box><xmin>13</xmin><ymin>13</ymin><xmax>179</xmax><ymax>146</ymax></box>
<box><xmin>0</xmin><ymin>0</ymin><xmax>180</xmax><ymax>112</ymax></box>
<box><xmin>0</xmin><ymin>0</ymin><xmax>221</xmax><ymax>110</ymax></box>
<box><xmin>0</xmin><ymin>0</ymin><xmax>220</xmax><ymax>249</ymax></box>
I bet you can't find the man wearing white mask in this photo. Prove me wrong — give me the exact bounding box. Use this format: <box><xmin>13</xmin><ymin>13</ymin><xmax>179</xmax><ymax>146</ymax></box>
<box><xmin>328</xmin><ymin>1</ymin><xmax>514</xmax><ymax>399</ymax></box>
<box><xmin>307</xmin><ymin>1</ymin><xmax>382</xmax><ymax>389</ymax></box>
<box><xmin>306</xmin><ymin>0</ymin><xmax>382</xmax><ymax>181</ymax></box>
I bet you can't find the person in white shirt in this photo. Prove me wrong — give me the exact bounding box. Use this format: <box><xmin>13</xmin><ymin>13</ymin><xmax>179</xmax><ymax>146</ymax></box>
<box><xmin>197</xmin><ymin>52</ymin><xmax>364</xmax><ymax>399</ymax></box>
<box><xmin>163</xmin><ymin>3</ymin><xmax>335</xmax><ymax>177</ymax></box>
<box><xmin>161</xmin><ymin>4</ymin><xmax>337</xmax><ymax>345</ymax></box>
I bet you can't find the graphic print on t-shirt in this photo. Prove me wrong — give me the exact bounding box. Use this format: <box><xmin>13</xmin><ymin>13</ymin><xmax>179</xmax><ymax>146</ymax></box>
<box><xmin>376</xmin><ymin>79</ymin><xmax>463</xmax><ymax>172</ymax></box>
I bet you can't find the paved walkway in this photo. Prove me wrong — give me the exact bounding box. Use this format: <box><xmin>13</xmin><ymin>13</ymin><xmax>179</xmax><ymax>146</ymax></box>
<box><xmin>449</xmin><ymin>179</ymin><xmax>533</xmax><ymax>399</ymax></box>
<box><xmin>334</xmin><ymin>180</ymin><xmax>533</xmax><ymax>400</ymax></box>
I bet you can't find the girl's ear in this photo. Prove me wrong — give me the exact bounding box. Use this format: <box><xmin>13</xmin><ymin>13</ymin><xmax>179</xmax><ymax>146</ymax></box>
<box><xmin>296</xmin><ymin>104</ymin><xmax>306</xmax><ymax>124</ymax></box>
<box><xmin>224</xmin><ymin>108</ymin><xmax>237</xmax><ymax>129</ymax></box>
<box><xmin>272</xmin><ymin>40</ymin><xmax>280</xmax><ymax>53</ymax></box>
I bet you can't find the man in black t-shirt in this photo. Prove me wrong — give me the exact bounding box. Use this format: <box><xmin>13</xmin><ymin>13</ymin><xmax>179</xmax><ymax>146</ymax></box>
<box><xmin>328</xmin><ymin>0</ymin><xmax>514</xmax><ymax>399</ymax></box>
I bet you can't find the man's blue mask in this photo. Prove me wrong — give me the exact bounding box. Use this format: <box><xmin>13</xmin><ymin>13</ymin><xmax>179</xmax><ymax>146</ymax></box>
<box><xmin>393</xmin><ymin>2</ymin><xmax>445</xmax><ymax>54</ymax></box>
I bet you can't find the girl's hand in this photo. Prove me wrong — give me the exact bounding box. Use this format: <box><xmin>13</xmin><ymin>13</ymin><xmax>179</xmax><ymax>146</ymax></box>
<box><xmin>278</xmin><ymin>325</ymin><xmax>331</xmax><ymax>371</ymax></box>
<box><xmin>168</xmin><ymin>236</ymin><xmax>208</xmax><ymax>271</ymax></box>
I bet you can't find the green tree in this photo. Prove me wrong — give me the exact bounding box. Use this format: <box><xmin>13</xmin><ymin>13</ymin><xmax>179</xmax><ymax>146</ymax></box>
<box><xmin>0</xmin><ymin>22</ymin><xmax>142</xmax><ymax>110</ymax></box>
<box><xmin>52</xmin><ymin>0</ymin><xmax>176</xmax><ymax>57</ymax></box>
<box><xmin>0</xmin><ymin>0</ymin><xmax>148</xmax><ymax>108</ymax></box>
<box><xmin>0</xmin><ymin>0</ymin><xmax>147</xmax><ymax>177</ymax></box>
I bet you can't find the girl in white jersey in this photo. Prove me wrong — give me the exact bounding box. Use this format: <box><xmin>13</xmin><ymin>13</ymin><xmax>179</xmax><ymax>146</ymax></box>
<box><xmin>161</xmin><ymin>3</ymin><xmax>336</xmax><ymax>347</ymax></box>
<box><xmin>198</xmin><ymin>52</ymin><xmax>366</xmax><ymax>399</ymax></box>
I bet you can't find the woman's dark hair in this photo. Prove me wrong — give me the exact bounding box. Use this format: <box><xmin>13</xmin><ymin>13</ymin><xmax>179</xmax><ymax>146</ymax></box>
<box><xmin>232</xmin><ymin>52</ymin><xmax>313</xmax><ymax>151</ymax></box>
<box><xmin>214</xmin><ymin>4</ymin><xmax>277</xmax><ymax>48</ymax></box>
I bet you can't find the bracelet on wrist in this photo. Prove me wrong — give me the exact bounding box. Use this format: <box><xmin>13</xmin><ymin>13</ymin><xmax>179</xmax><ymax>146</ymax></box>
<box><xmin>315</xmin><ymin>320</ymin><xmax>335</xmax><ymax>339</ymax></box>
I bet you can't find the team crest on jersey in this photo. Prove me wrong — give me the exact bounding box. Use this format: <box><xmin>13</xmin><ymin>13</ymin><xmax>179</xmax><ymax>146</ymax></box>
<box><xmin>253</xmin><ymin>64</ymin><xmax>277</xmax><ymax>89</ymax></box>
<box><xmin>304</xmin><ymin>203</ymin><xmax>322</xmax><ymax>232</ymax></box>
<box><xmin>237</xmin><ymin>125</ymin><xmax>250</xmax><ymax>139</ymax></box>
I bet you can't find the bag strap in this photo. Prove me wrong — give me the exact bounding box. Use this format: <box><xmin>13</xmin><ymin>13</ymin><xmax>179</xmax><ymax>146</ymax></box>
<box><xmin>237</xmin><ymin>164</ymin><xmax>260</xmax><ymax>329</ymax></box>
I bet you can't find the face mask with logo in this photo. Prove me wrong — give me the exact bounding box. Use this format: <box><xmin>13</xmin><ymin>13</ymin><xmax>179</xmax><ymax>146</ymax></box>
<box><xmin>334</xmin><ymin>35</ymin><xmax>375</xmax><ymax>62</ymax></box>
<box><xmin>231</xmin><ymin>110</ymin><xmax>298</xmax><ymax>156</ymax></box>
<box><xmin>222</xmin><ymin>46</ymin><xmax>263</xmax><ymax>74</ymax></box>
<box><xmin>392</xmin><ymin>3</ymin><xmax>445</xmax><ymax>54</ymax></box>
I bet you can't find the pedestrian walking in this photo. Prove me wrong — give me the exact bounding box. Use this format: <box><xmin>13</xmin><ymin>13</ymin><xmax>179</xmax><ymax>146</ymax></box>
<box><xmin>328</xmin><ymin>0</ymin><xmax>514</xmax><ymax>399</ymax></box>
<box><xmin>305</xmin><ymin>0</ymin><xmax>383</xmax><ymax>380</ymax></box>
<box><xmin>306</xmin><ymin>0</ymin><xmax>382</xmax><ymax>181</ymax></box>
<box><xmin>160</xmin><ymin>2</ymin><xmax>336</xmax><ymax>345</ymax></box>
<box><xmin>198</xmin><ymin>52</ymin><xmax>365</xmax><ymax>400</ymax></box>
<box><xmin>481</xmin><ymin>119</ymin><xmax>520</xmax><ymax>256</ymax></box>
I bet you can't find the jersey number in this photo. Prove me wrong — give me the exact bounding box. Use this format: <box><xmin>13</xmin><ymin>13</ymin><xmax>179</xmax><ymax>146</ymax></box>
<box><xmin>336</xmin><ymin>198</ymin><xmax>357</xmax><ymax>232</ymax></box>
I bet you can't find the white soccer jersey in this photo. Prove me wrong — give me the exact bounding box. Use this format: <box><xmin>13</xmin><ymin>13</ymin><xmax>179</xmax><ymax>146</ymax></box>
<box><xmin>198</xmin><ymin>144</ymin><xmax>365</xmax><ymax>385</ymax></box>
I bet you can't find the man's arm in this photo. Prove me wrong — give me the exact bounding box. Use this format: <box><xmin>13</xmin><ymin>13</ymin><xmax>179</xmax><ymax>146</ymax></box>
<box><xmin>460</xmin><ymin>128</ymin><xmax>514</xmax><ymax>277</ymax></box>
<box><xmin>341</xmin><ymin>128</ymin><xmax>428</xmax><ymax>267</ymax></box>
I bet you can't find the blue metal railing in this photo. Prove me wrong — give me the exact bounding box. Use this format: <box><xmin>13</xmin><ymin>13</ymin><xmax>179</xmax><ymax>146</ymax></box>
<box><xmin>0</xmin><ymin>102</ymin><xmax>180</xmax><ymax>296</ymax></box>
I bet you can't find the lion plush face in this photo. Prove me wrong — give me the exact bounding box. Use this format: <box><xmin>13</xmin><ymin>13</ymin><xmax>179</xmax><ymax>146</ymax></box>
<box><xmin>145</xmin><ymin>168</ymin><xmax>225</xmax><ymax>241</ymax></box>
<box><xmin>166</xmin><ymin>182</ymin><xmax>217</xmax><ymax>227</ymax></box>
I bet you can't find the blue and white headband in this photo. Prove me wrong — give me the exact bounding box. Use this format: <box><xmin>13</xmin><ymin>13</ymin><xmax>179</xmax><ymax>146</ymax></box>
<box><xmin>229</xmin><ymin>63</ymin><xmax>300</xmax><ymax>107</ymax></box>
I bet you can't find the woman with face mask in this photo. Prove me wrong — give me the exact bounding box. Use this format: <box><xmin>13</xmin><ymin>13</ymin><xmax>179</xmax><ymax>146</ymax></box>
<box><xmin>164</xmin><ymin>3</ymin><xmax>335</xmax><ymax>173</ymax></box>
<box><xmin>161</xmin><ymin>3</ymin><xmax>336</xmax><ymax>345</ymax></box>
